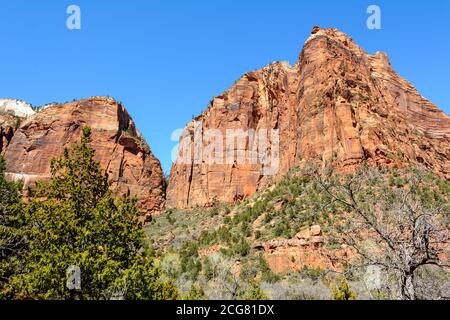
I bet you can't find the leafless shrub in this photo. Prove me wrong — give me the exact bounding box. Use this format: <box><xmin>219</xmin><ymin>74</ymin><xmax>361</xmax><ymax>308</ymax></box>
<box><xmin>316</xmin><ymin>166</ymin><xmax>449</xmax><ymax>300</ymax></box>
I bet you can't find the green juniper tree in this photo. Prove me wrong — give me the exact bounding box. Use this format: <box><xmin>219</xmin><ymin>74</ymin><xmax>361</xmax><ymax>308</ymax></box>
<box><xmin>0</xmin><ymin>156</ymin><xmax>25</xmax><ymax>299</ymax></box>
<box><xmin>6</xmin><ymin>127</ymin><xmax>178</xmax><ymax>300</ymax></box>
<box><xmin>332</xmin><ymin>278</ymin><xmax>356</xmax><ymax>300</ymax></box>
<box><xmin>239</xmin><ymin>280</ymin><xmax>269</xmax><ymax>300</ymax></box>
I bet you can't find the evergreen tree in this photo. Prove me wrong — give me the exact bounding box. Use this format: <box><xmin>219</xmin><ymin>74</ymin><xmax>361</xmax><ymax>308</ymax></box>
<box><xmin>6</xmin><ymin>128</ymin><xmax>177</xmax><ymax>300</ymax></box>
<box><xmin>184</xmin><ymin>284</ymin><xmax>208</xmax><ymax>300</ymax></box>
<box><xmin>0</xmin><ymin>156</ymin><xmax>25</xmax><ymax>299</ymax></box>
<box><xmin>239</xmin><ymin>280</ymin><xmax>269</xmax><ymax>300</ymax></box>
<box><xmin>332</xmin><ymin>278</ymin><xmax>356</xmax><ymax>300</ymax></box>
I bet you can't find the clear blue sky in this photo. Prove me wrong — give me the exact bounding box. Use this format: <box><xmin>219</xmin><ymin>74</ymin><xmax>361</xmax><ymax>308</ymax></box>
<box><xmin>0</xmin><ymin>0</ymin><xmax>448</xmax><ymax>174</ymax></box>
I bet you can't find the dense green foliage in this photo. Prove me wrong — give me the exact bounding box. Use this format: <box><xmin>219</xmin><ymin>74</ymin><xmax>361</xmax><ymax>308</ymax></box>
<box><xmin>0</xmin><ymin>156</ymin><xmax>25</xmax><ymax>299</ymax></box>
<box><xmin>0</xmin><ymin>128</ymin><xmax>178</xmax><ymax>300</ymax></box>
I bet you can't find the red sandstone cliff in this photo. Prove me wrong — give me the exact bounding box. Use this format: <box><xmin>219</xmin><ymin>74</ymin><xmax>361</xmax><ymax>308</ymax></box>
<box><xmin>167</xmin><ymin>27</ymin><xmax>450</xmax><ymax>209</ymax></box>
<box><xmin>1</xmin><ymin>97</ymin><xmax>165</xmax><ymax>220</ymax></box>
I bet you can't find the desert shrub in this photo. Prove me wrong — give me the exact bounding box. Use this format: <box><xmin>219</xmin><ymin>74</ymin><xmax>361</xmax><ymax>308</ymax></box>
<box><xmin>261</xmin><ymin>279</ymin><xmax>330</xmax><ymax>300</ymax></box>
<box><xmin>202</xmin><ymin>257</ymin><xmax>215</xmax><ymax>281</ymax></box>
<box><xmin>233</xmin><ymin>238</ymin><xmax>251</xmax><ymax>257</ymax></box>
<box><xmin>240</xmin><ymin>222</ymin><xmax>252</xmax><ymax>237</ymax></box>
<box><xmin>180</xmin><ymin>241</ymin><xmax>199</xmax><ymax>259</ymax></box>
<box><xmin>198</xmin><ymin>230</ymin><xmax>217</xmax><ymax>247</ymax></box>
<box><xmin>239</xmin><ymin>281</ymin><xmax>268</xmax><ymax>300</ymax></box>
<box><xmin>209</xmin><ymin>207</ymin><xmax>220</xmax><ymax>217</ymax></box>
<box><xmin>239</xmin><ymin>261</ymin><xmax>259</xmax><ymax>281</ymax></box>
<box><xmin>14</xmin><ymin>117</ymin><xmax>21</xmax><ymax>129</ymax></box>
<box><xmin>118</xmin><ymin>259</ymin><xmax>179</xmax><ymax>300</ymax></box>
<box><xmin>160</xmin><ymin>253</ymin><xmax>182</xmax><ymax>279</ymax></box>
<box><xmin>166</xmin><ymin>212</ymin><xmax>176</xmax><ymax>225</ymax></box>
<box><xmin>182</xmin><ymin>257</ymin><xmax>202</xmax><ymax>281</ymax></box>
<box><xmin>299</xmin><ymin>267</ymin><xmax>326</xmax><ymax>282</ymax></box>
<box><xmin>258</xmin><ymin>255</ymin><xmax>280</xmax><ymax>284</ymax></box>
<box><xmin>251</xmin><ymin>199</ymin><xmax>268</xmax><ymax>217</ymax></box>
<box><xmin>217</xmin><ymin>247</ymin><xmax>230</xmax><ymax>257</ymax></box>
<box><xmin>217</xmin><ymin>226</ymin><xmax>232</xmax><ymax>244</ymax></box>
<box><xmin>413</xmin><ymin>265</ymin><xmax>450</xmax><ymax>300</ymax></box>
<box><xmin>185</xmin><ymin>284</ymin><xmax>208</xmax><ymax>300</ymax></box>
<box><xmin>273</xmin><ymin>219</ymin><xmax>292</xmax><ymax>238</ymax></box>
<box><xmin>332</xmin><ymin>278</ymin><xmax>357</xmax><ymax>300</ymax></box>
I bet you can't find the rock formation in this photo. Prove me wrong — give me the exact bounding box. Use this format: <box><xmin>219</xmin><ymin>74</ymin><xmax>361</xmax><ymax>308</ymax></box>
<box><xmin>0</xmin><ymin>99</ymin><xmax>35</xmax><ymax>154</ymax></box>
<box><xmin>1</xmin><ymin>97</ymin><xmax>165</xmax><ymax>220</ymax></box>
<box><xmin>167</xmin><ymin>26</ymin><xmax>450</xmax><ymax>208</ymax></box>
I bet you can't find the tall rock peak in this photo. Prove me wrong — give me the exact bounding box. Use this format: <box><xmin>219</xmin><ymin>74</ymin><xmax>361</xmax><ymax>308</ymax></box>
<box><xmin>167</xmin><ymin>27</ymin><xmax>450</xmax><ymax>209</ymax></box>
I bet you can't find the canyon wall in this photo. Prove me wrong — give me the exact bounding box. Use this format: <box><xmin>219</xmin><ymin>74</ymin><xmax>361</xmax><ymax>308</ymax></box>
<box><xmin>0</xmin><ymin>97</ymin><xmax>165</xmax><ymax>220</ymax></box>
<box><xmin>167</xmin><ymin>27</ymin><xmax>450</xmax><ymax>208</ymax></box>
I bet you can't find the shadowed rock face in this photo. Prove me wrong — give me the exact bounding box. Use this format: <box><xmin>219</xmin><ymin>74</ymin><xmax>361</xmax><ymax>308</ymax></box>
<box><xmin>167</xmin><ymin>27</ymin><xmax>450</xmax><ymax>209</ymax></box>
<box><xmin>0</xmin><ymin>117</ymin><xmax>16</xmax><ymax>154</ymax></box>
<box><xmin>1</xmin><ymin>97</ymin><xmax>165</xmax><ymax>220</ymax></box>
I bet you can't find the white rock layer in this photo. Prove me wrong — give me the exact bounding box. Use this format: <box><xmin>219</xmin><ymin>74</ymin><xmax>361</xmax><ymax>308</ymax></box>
<box><xmin>0</xmin><ymin>99</ymin><xmax>35</xmax><ymax>118</ymax></box>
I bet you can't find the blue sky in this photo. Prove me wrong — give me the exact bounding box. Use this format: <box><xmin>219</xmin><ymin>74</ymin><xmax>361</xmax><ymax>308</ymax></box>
<box><xmin>0</xmin><ymin>0</ymin><xmax>448</xmax><ymax>174</ymax></box>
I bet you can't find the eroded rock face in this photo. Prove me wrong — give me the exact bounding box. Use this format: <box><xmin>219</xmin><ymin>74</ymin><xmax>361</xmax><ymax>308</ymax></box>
<box><xmin>0</xmin><ymin>117</ymin><xmax>16</xmax><ymax>155</ymax></box>
<box><xmin>0</xmin><ymin>99</ymin><xmax>35</xmax><ymax>154</ymax></box>
<box><xmin>252</xmin><ymin>225</ymin><xmax>355</xmax><ymax>273</ymax></box>
<box><xmin>167</xmin><ymin>27</ymin><xmax>450</xmax><ymax>208</ymax></box>
<box><xmin>2</xmin><ymin>97</ymin><xmax>165</xmax><ymax>220</ymax></box>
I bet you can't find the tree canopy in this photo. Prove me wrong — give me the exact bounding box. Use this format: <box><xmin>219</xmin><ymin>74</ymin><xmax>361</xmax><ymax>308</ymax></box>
<box><xmin>1</xmin><ymin>127</ymin><xmax>178</xmax><ymax>300</ymax></box>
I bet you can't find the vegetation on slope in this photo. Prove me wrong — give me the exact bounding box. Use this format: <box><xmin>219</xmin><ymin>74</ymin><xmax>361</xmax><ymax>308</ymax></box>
<box><xmin>146</xmin><ymin>165</ymin><xmax>449</xmax><ymax>300</ymax></box>
<box><xmin>0</xmin><ymin>129</ymin><xmax>448</xmax><ymax>300</ymax></box>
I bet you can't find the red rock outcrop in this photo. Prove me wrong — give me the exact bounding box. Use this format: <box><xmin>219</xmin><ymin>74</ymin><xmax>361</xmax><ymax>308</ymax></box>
<box><xmin>1</xmin><ymin>99</ymin><xmax>35</xmax><ymax>154</ymax></box>
<box><xmin>167</xmin><ymin>27</ymin><xmax>450</xmax><ymax>208</ymax></box>
<box><xmin>1</xmin><ymin>97</ymin><xmax>165</xmax><ymax>220</ymax></box>
<box><xmin>256</xmin><ymin>225</ymin><xmax>355</xmax><ymax>273</ymax></box>
<box><xmin>0</xmin><ymin>116</ymin><xmax>16</xmax><ymax>155</ymax></box>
